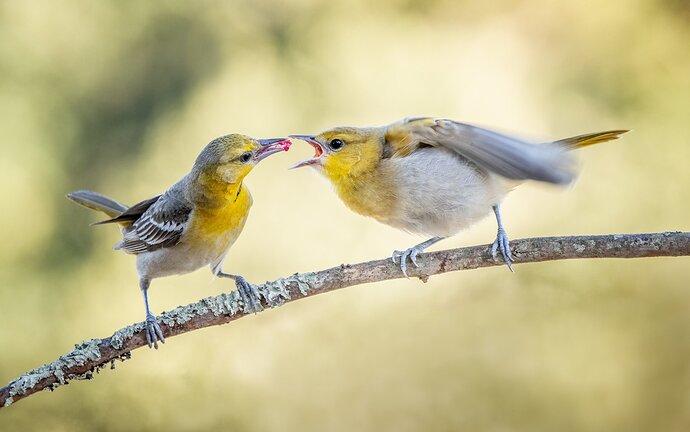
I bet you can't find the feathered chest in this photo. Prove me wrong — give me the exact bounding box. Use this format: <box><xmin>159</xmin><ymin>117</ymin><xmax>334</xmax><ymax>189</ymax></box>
<box><xmin>186</xmin><ymin>185</ymin><xmax>253</xmax><ymax>248</ymax></box>
<box><xmin>328</xmin><ymin>166</ymin><xmax>398</xmax><ymax>222</ymax></box>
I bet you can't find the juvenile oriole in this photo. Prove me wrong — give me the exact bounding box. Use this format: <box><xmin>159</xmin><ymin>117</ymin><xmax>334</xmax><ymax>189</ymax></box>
<box><xmin>289</xmin><ymin>117</ymin><xmax>627</xmax><ymax>276</ymax></box>
<box><xmin>68</xmin><ymin>134</ymin><xmax>291</xmax><ymax>348</ymax></box>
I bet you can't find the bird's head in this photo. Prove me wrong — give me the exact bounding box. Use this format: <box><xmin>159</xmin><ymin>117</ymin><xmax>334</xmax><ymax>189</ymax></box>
<box><xmin>289</xmin><ymin>127</ymin><xmax>385</xmax><ymax>182</ymax></box>
<box><xmin>192</xmin><ymin>134</ymin><xmax>291</xmax><ymax>185</ymax></box>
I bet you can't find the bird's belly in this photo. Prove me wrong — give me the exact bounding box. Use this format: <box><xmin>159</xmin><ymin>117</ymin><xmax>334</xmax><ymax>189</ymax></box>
<box><xmin>137</xmin><ymin>191</ymin><xmax>251</xmax><ymax>279</ymax></box>
<box><xmin>136</xmin><ymin>243</ymin><xmax>212</xmax><ymax>279</ymax></box>
<box><xmin>385</xmin><ymin>149</ymin><xmax>512</xmax><ymax>237</ymax></box>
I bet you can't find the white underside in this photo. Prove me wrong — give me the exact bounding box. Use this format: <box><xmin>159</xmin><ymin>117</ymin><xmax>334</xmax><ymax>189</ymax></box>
<box><xmin>381</xmin><ymin>148</ymin><xmax>514</xmax><ymax>237</ymax></box>
<box><xmin>135</xmin><ymin>212</ymin><xmax>245</xmax><ymax>280</ymax></box>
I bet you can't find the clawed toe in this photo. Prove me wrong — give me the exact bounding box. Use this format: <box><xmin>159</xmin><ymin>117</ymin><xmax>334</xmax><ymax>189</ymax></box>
<box><xmin>391</xmin><ymin>237</ymin><xmax>444</xmax><ymax>278</ymax></box>
<box><xmin>145</xmin><ymin>314</ymin><xmax>165</xmax><ymax>349</ymax></box>
<box><xmin>218</xmin><ymin>272</ymin><xmax>264</xmax><ymax>313</ymax></box>
<box><xmin>491</xmin><ymin>229</ymin><xmax>514</xmax><ymax>272</ymax></box>
<box><xmin>235</xmin><ymin>276</ymin><xmax>263</xmax><ymax>313</ymax></box>
<box><xmin>391</xmin><ymin>248</ymin><xmax>420</xmax><ymax>278</ymax></box>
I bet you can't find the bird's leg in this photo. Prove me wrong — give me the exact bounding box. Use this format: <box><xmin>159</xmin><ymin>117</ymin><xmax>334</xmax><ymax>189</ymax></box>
<box><xmin>491</xmin><ymin>204</ymin><xmax>514</xmax><ymax>272</ymax></box>
<box><xmin>140</xmin><ymin>278</ymin><xmax>165</xmax><ymax>349</ymax></box>
<box><xmin>392</xmin><ymin>236</ymin><xmax>445</xmax><ymax>278</ymax></box>
<box><xmin>217</xmin><ymin>272</ymin><xmax>263</xmax><ymax>313</ymax></box>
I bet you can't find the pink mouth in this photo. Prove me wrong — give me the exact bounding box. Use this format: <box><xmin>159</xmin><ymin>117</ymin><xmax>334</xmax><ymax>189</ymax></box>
<box><xmin>288</xmin><ymin>135</ymin><xmax>324</xmax><ymax>169</ymax></box>
<box><xmin>308</xmin><ymin>140</ymin><xmax>323</xmax><ymax>157</ymax></box>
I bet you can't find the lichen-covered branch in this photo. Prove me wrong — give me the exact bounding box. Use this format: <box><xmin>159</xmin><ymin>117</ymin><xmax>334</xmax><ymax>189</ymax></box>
<box><xmin>1</xmin><ymin>231</ymin><xmax>689</xmax><ymax>408</ymax></box>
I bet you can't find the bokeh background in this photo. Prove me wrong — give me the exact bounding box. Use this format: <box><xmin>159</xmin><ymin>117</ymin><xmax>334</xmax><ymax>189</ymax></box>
<box><xmin>1</xmin><ymin>0</ymin><xmax>689</xmax><ymax>430</ymax></box>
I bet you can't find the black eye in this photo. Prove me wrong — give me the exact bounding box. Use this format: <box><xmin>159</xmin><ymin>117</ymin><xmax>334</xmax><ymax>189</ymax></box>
<box><xmin>329</xmin><ymin>138</ymin><xmax>344</xmax><ymax>150</ymax></box>
<box><xmin>239</xmin><ymin>152</ymin><xmax>252</xmax><ymax>163</ymax></box>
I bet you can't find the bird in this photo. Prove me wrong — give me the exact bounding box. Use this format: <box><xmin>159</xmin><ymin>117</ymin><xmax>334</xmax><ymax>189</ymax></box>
<box><xmin>67</xmin><ymin>134</ymin><xmax>291</xmax><ymax>348</ymax></box>
<box><xmin>289</xmin><ymin>117</ymin><xmax>627</xmax><ymax>276</ymax></box>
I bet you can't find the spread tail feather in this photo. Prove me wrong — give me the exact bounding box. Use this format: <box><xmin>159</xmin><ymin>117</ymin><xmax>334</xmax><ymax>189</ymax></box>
<box><xmin>555</xmin><ymin>130</ymin><xmax>630</xmax><ymax>150</ymax></box>
<box><xmin>66</xmin><ymin>190</ymin><xmax>128</xmax><ymax>219</ymax></box>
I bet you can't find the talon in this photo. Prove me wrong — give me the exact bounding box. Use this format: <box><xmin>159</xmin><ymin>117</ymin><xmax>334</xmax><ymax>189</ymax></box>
<box><xmin>409</xmin><ymin>249</ymin><xmax>420</xmax><ymax>267</ymax></box>
<box><xmin>391</xmin><ymin>238</ymin><xmax>444</xmax><ymax>278</ymax></box>
<box><xmin>400</xmin><ymin>258</ymin><xmax>409</xmax><ymax>278</ymax></box>
<box><xmin>145</xmin><ymin>314</ymin><xmax>164</xmax><ymax>349</ymax></box>
<box><xmin>394</xmin><ymin>248</ymin><xmax>413</xmax><ymax>278</ymax></box>
<box><xmin>238</xmin><ymin>286</ymin><xmax>250</xmax><ymax>307</ymax></box>
<box><xmin>490</xmin><ymin>240</ymin><xmax>499</xmax><ymax>260</ymax></box>
<box><xmin>505</xmin><ymin>242</ymin><xmax>514</xmax><ymax>261</ymax></box>
<box><xmin>235</xmin><ymin>276</ymin><xmax>263</xmax><ymax>313</ymax></box>
<box><xmin>491</xmin><ymin>229</ymin><xmax>513</xmax><ymax>272</ymax></box>
<box><xmin>155</xmin><ymin>324</ymin><xmax>166</xmax><ymax>345</ymax></box>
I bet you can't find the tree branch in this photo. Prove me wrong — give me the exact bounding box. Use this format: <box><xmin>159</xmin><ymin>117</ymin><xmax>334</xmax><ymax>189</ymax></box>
<box><xmin>1</xmin><ymin>232</ymin><xmax>688</xmax><ymax>408</ymax></box>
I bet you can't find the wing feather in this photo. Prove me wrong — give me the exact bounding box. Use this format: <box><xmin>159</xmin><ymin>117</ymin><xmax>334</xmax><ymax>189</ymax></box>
<box><xmin>385</xmin><ymin>117</ymin><xmax>577</xmax><ymax>184</ymax></box>
<box><xmin>115</xmin><ymin>193</ymin><xmax>192</xmax><ymax>254</ymax></box>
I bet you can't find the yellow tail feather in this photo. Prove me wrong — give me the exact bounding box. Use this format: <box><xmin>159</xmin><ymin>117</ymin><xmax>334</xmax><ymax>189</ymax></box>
<box><xmin>555</xmin><ymin>130</ymin><xmax>629</xmax><ymax>150</ymax></box>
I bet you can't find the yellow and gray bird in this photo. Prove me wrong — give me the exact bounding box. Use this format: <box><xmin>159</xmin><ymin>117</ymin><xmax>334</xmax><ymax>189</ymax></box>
<box><xmin>289</xmin><ymin>117</ymin><xmax>627</xmax><ymax>276</ymax></box>
<box><xmin>68</xmin><ymin>134</ymin><xmax>291</xmax><ymax>348</ymax></box>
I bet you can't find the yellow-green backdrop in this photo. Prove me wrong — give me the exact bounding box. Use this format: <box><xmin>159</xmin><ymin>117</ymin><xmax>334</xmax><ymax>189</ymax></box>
<box><xmin>1</xmin><ymin>0</ymin><xmax>689</xmax><ymax>430</ymax></box>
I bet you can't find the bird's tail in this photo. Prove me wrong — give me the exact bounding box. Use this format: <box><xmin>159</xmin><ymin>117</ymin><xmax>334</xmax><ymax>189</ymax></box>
<box><xmin>66</xmin><ymin>190</ymin><xmax>128</xmax><ymax>219</ymax></box>
<box><xmin>555</xmin><ymin>130</ymin><xmax>630</xmax><ymax>150</ymax></box>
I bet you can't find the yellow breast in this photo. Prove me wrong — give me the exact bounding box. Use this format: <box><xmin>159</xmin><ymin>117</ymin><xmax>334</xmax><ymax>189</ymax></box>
<box><xmin>329</xmin><ymin>166</ymin><xmax>398</xmax><ymax>223</ymax></box>
<box><xmin>187</xmin><ymin>185</ymin><xmax>252</xmax><ymax>255</ymax></box>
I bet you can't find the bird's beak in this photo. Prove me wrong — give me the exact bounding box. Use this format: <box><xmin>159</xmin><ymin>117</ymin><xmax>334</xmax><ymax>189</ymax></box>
<box><xmin>288</xmin><ymin>135</ymin><xmax>325</xmax><ymax>169</ymax></box>
<box><xmin>254</xmin><ymin>138</ymin><xmax>292</xmax><ymax>162</ymax></box>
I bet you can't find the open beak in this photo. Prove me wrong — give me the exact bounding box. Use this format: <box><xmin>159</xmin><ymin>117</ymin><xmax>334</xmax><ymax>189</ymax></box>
<box><xmin>288</xmin><ymin>135</ymin><xmax>325</xmax><ymax>169</ymax></box>
<box><xmin>254</xmin><ymin>138</ymin><xmax>292</xmax><ymax>162</ymax></box>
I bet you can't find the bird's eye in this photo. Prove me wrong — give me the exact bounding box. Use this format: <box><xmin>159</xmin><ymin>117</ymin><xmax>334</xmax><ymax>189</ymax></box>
<box><xmin>239</xmin><ymin>152</ymin><xmax>252</xmax><ymax>163</ymax></box>
<box><xmin>329</xmin><ymin>138</ymin><xmax>344</xmax><ymax>151</ymax></box>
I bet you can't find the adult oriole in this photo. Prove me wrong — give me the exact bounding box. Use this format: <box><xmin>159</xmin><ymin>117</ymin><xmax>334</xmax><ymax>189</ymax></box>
<box><xmin>68</xmin><ymin>134</ymin><xmax>291</xmax><ymax>348</ymax></box>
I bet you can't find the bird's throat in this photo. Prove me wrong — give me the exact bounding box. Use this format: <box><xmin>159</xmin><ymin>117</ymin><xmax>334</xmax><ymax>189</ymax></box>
<box><xmin>330</xmin><ymin>167</ymin><xmax>396</xmax><ymax>221</ymax></box>
<box><xmin>192</xmin><ymin>171</ymin><xmax>248</xmax><ymax>210</ymax></box>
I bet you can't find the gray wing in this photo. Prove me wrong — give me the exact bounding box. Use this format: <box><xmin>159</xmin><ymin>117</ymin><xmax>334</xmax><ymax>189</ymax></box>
<box><xmin>390</xmin><ymin>118</ymin><xmax>577</xmax><ymax>185</ymax></box>
<box><xmin>115</xmin><ymin>193</ymin><xmax>192</xmax><ymax>254</ymax></box>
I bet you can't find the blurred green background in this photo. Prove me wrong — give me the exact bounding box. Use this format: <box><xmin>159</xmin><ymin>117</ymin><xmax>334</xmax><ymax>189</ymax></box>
<box><xmin>1</xmin><ymin>0</ymin><xmax>689</xmax><ymax>430</ymax></box>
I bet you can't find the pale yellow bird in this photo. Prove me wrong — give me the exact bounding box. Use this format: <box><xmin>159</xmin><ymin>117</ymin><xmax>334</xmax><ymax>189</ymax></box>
<box><xmin>290</xmin><ymin>117</ymin><xmax>627</xmax><ymax>275</ymax></box>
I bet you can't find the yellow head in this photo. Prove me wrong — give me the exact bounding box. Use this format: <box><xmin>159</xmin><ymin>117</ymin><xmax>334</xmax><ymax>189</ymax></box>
<box><xmin>289</xmin><ymin>127</ymin><xmax>385</xmax><ymax>183</ymax></box>
<box><xmin>192</xmin><ymin>134</ymin><xmax>291</xmax><ymax>186</ymax></box>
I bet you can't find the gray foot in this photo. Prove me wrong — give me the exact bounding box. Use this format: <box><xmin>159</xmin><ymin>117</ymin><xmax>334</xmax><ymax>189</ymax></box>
<box><xmin>491</xmin><ymin>228</ymin><xmax>514</xmax><ymax>272</ymax></box>
<box><xmin>391</xmin><ymin>237</ymin><xmax>445</xmax><ymax>278</ymax></box>
<box><xmin>235</xmin><ymin>276</ymin><xmax>263</xmax><ymax>313</ymax></box>
<box><xmin>392</xmin><ymin>246</ymin><xmax>423</xmax><ymax>278</ymax></box>
<box><xmin>145</xmin><ymin>313</ymin><xmax>165</xmax><ymax>349</ymax></box>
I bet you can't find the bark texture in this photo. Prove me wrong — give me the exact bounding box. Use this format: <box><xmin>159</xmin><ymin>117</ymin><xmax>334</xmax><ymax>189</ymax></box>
<box><xmin>1</xmin><ymin>232</ymin><xmax>688</xmax><ymax>408</ymax></box>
